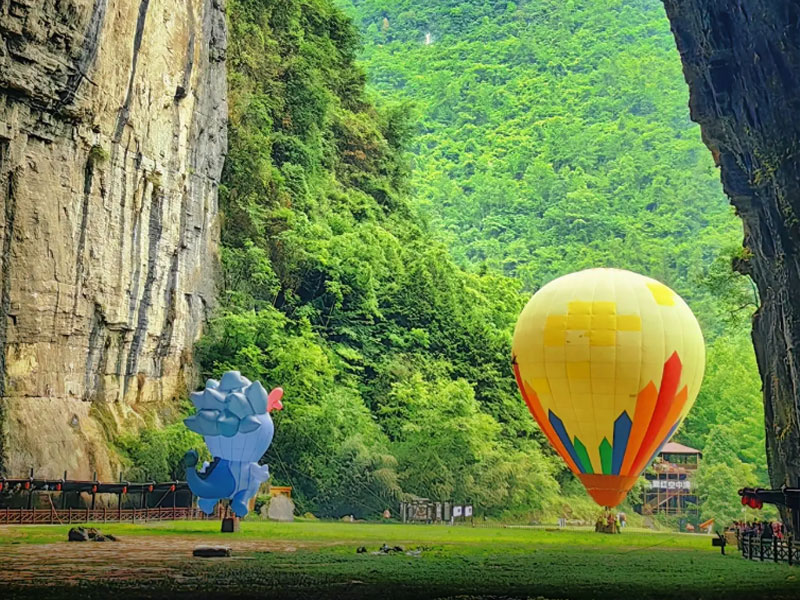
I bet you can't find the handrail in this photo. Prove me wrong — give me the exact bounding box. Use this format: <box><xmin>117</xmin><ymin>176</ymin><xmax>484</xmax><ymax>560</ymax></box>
<box><xmin>0</xmin><ymin>506</ymin><xmax>222</xmax><ymax>525</ymax></box>
<box><xmin>737</xmin><ymin>531</ymin><xmax>798</xmax><ymax>566</ymax></box>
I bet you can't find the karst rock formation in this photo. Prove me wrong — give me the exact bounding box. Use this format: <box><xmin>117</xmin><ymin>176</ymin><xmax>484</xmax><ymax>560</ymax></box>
<box><xmin>0</xmin><ymin>0</ymin><xmax>226</xmax><ymax>478</ymax></box>
<box><xmin>663</xmin><ymin>0</ymin><xmax>800</xmax><ymax>528</ymax></box>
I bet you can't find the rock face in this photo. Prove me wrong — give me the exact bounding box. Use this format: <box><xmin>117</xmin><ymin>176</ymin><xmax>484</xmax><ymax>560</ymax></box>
<box><xmin>0</xmin><ymin>0</ymin><xmax>227</xmax><ymax>478</ymax></box>
<box><xmin>662</xmin><ymin>1</ymin><xmax>800</xmax><ymax>529</ymax></box>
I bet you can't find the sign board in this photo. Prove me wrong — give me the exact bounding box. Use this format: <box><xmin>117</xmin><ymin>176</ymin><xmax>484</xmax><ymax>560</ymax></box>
<box><xmin>650</xmin><ymin>479</ymin><xmax>691</xmax><ymax>490</ymax></box>
<box><xmin>453</xmin><ymin>505</ymin><xmax>463</xmax><ymax>517</ymax></box>
<box><xmin>465</xmin><ymin>505</ymin><xmax>473</xmax><ymax>517</ymax></box>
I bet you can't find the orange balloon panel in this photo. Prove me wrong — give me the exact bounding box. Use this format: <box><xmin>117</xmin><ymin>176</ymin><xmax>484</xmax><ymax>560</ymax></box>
<box><xmin>511</xmin><ymin>268</ymin><xmax>705</xmax><ymax>507</ymax></box>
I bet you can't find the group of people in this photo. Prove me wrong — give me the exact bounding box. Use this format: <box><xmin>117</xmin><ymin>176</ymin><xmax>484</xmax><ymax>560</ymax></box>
<box><xmin>594</xmin><ymin>511</ymin><xmax>626</xmax><ymax>533</ymax></box>
<box><xmin>730</xmin><ymin>520</ymin><xmax>786</xmax><ymax>539</ymax></box>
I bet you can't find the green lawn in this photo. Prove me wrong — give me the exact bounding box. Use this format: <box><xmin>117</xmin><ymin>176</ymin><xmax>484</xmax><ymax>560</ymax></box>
<box><xmin>1</xmin><ymin>520</ymin><xmax>797</xmax><ymax>599</ymax></box>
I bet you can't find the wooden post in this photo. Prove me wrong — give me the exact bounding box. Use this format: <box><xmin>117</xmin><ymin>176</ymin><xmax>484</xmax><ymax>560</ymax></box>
<box><xmin>656</xmin><ymin>478</ymin><xmax>660</xmax><ymax>514</ymax></box>
<box><xmin>27</xmin><ymin>467</ymin><xmax>34</xmax><ymax>509</ymax></box>
<box><xmin>760</xmin><ymin>537</ymin><xmax>765</xmax><ymax>561</ymax></box>
<box><xmin>774</xmin><ymin>536</ymin><xmax>779</xmax><ymax>562</ymax></box>
<box><xmin>789</xmin><ymin>536</ymin><xmax>794</xmax><ymax>566</ymax></box>
<box><xmin>61</xmin><ymin>470</ymin><xmax>68</xmax><ymax>510</ymax></box>
<box><xmin>748</xmin><ymin>535</ymin><xmax>754</xmax><ymax>560</ymax></box>
<box><xmin>90</xmin><ymin>471</ymin><xmax>97</xmax><ymax>512</ymax></box>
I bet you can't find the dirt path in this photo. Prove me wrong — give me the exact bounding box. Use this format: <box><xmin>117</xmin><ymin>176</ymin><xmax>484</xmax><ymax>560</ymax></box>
<box><xmin>0</xmin><ymin>536</ymin><xmax>303</xmax><ymax>587</ymax></box>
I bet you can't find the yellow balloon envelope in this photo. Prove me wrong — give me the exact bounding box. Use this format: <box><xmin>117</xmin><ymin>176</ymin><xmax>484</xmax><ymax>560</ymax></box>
<box><xmin>511</xmin><ymin>268</ymin><xmax>705</xmax><ymax>507</ymax></box>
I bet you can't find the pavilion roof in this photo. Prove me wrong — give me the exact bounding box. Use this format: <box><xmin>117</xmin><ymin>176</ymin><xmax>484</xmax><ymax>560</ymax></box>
<box><xmin>660</xmin><ymin>441</ymin><xmax>701</xmax><ymax>455</ymax></box>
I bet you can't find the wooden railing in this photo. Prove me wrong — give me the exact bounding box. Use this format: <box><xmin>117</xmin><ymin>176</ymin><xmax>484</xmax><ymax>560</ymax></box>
<box><xmin>738</xmin><ymin>532</ymin><xmax>800</xmax><ymax>565</ymax></box>
<box><xmin>0</xmin><ymin>506</ymin><xmax>221</xmax><ymax>525</ymax></box>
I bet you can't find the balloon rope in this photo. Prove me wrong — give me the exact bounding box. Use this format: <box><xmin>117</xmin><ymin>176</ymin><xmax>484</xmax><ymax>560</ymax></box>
<box><xmin>617</xmin><ymin>535</ymin><xmax>679</xmax><ymax>554</ymax></box>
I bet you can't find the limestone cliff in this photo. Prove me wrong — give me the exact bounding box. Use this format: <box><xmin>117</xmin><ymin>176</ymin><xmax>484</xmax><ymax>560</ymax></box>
<box><xmin>662</xmin><ymin>1</ymin><xmax>800</xmax><ymax>528</ymax></box>
<box><xmin>0</xmin><ymin>0</ymin><xmax>227</xmax><ymax>479</ymax></box>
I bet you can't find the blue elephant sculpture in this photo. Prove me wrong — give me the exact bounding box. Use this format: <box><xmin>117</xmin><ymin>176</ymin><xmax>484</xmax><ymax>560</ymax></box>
<box><xmin>184</xmin><ymin>371</ymin><xmax>283</xmax><ymax>518</ymax></box>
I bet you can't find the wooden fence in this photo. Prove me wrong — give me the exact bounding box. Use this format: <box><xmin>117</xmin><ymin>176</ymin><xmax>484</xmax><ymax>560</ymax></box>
<box><xmin>1</xmin><ymin>506</ymin><xmax>221</xmax><ymax>525</ymax></box>
<box><xmin>738</xmin><ymin>532</ymin><xmax>800</xmax><ymax>565</ymax></box>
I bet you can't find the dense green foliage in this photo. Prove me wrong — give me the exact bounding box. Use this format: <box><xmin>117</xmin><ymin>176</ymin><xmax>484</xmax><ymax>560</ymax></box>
<box><xmin>193</xmin><ymin>0</ymin><xmax>564</xmax><ymax>519</ymax></box>
<box><xmin>116</xmin><ymin>424</ymin><xmax>208</xmax><ymax>482</ymax></box>
<box><xmin>113</xmin><ymin>0</ymin><xmax>767</xmax><ymax>525</ymax></box>
<box><xmin>336</xmin><ymin>0</ymin><xmax>735</xmax><ymax>309</ymax></box>
<box><xmin>334</xmin><ymin>0</ymin><xmax>769</xmax><ymax>523</ymax></box>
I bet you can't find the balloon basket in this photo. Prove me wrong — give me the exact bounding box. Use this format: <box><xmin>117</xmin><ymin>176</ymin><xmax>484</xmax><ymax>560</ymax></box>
<box><xmin>594</xmin><ymin>523</ymin><xmax>619</xmax><ymax>534</ymax></box>
<box><xmin>595</xmin><ymin>508</ymin><xmax>621</xmax><ymax>534</ymax></box>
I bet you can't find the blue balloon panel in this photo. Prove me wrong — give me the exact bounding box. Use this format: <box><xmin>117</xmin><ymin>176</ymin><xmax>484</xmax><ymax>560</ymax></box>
<box><xmin>184</xmin><ymin>371</ymin><xmax>283</xmax><ymax>518</ymax></box>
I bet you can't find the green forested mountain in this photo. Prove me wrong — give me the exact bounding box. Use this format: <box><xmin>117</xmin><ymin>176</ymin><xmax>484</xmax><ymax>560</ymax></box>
<box><xmin>336</xmin><ymin>0</ymin><xmax>736</xmax><ymax>320</ymax></box>
<box><xmin>119</xmin><ymin>0</ymin><xmax>769</xmax><ymax>525</ymax></box>
<box><xmin>333</xmin><ymin>0</ymin><xmax>770</xmax><ymax>523</ymax></box>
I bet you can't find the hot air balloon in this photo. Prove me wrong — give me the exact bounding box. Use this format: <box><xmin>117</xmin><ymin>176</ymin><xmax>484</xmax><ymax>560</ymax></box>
<box><xmin>511</xmin><ymin>268</ymin><xmax>705</xmax><ymax>508</ymax></box>
<box><xmin>183</xmin><ymin>371</ymin><xmax>284</xmax><ymax>517</ymax></box>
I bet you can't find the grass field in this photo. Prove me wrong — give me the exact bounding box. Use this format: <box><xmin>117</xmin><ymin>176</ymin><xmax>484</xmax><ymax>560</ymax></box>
<box><xmin>1</xmin><ymin>520</ymin><xmax>797</xmax><ymax>599</ymax></box>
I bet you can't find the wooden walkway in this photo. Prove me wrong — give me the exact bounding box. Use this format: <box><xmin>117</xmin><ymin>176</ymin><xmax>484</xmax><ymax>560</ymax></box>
<box><xmin>0</xmin><ymin>472</ymin><xmax>223</xmax><ymax>525</ymax></box>
<box><xmin>0</xmin><ymin>506</ymin><xmax>221</xmax><ymax>525</ymax></box>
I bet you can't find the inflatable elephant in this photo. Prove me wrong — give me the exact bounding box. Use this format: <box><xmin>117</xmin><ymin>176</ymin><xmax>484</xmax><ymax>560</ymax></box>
<box><xmin>184</xmin><ymin>371</ymin><xmax>283</xmax><ymax>518</ymax></box>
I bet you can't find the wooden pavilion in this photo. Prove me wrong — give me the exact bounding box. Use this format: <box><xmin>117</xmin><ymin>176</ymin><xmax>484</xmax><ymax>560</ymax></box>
<box><xmin>641</xmin><ymin>441</ymin><xmax>701</xmax><ymax>516</ymax></box>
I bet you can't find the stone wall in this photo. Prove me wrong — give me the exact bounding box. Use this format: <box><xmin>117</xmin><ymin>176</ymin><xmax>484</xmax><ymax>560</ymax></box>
<box><xmin>0</xmin><ymin>0</ymin><xmax>227</xmax><ymax>478</ymax></box>
<box><xmin>662</xmin><ymin>0</ymin><xmax>800</xmax><ymax>528</ymax></box>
